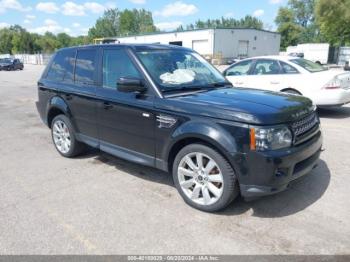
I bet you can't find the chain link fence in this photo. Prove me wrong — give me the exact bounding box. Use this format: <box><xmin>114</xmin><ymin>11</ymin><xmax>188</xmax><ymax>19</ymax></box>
<box><xmin>0</xmin><ymin>53</ymin><xmax>52</xmax><ymax>65</ymax></box>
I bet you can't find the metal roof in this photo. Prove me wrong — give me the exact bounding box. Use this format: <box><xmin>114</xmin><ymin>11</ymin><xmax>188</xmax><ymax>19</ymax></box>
<box><xmin>100</xmin><ymin>27</ymin><xmax>280</xmax><ymax>40</ymax></box>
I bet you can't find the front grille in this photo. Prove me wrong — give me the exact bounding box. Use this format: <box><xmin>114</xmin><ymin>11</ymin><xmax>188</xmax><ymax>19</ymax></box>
<box><xmin>291</xmin><ymin>112</ymin><xmax>319</xmax><ymax>138</ymax></box>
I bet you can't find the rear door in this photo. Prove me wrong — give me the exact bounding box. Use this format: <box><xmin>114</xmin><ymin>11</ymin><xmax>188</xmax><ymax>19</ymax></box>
<box><xmin>41</xmin><ymin>48</ymin><xmax>98</xmax><ymax>141</ymax></box>
<box><xmin>69</xmin><ymin>48</ymin><xmax>99</xmax><ymax>140</ymax></box>
<box><xmin>96</xmin><ymin>47</ymin><xmax>155</xmax><ymax>162</ymax></box>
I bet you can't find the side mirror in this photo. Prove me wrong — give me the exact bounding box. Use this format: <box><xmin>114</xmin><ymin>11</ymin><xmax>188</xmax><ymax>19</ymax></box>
<box><xmin>117</xmin><ymin>77</ymin><xmax>147</xmax><ymax>93</ymax></box>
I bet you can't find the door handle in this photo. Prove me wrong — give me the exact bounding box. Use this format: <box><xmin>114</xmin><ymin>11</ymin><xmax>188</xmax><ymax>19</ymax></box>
<box><xmin>270</xmin><ymin>81</ymin><xmax>280</xmax><ymax>85</ymax></box>
<box><xmin>103</xmin><ymin>102</ymin><xmax>114</xmax><ymax>110</ymax></box>
<box><xmin>235</xmin><ymin>82</ymin><xmax>244</xmax><ymax>85</ymax></box>
<box><xmin>65</xmin><ymin>94</ymin><xmax>73</xmax><ymax>101</ymax></box>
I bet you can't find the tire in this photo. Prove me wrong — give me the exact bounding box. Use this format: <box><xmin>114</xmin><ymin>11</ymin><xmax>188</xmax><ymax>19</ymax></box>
<box><xmin>172</xmin><ymin>143</ymin><xmax>239</xmax><ymax>212</ymax></box>
<box><xmin>51</xmin><ymin>114</ymin><xmax>85</xmax><ymax>158</ymax></box>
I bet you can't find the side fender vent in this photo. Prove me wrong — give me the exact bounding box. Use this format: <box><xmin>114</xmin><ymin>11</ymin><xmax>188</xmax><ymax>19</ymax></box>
<box><xmin>157</xmin><ymin>114</ymin><xmax>177</xmax><ymax>129</ymax></box>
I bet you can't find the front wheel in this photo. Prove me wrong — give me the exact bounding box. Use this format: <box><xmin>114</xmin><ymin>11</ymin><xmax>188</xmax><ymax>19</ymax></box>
<box><xmin>172</xmin><ymin>144</ymin><xmax>239</xmax><ymax>212</ymax></box>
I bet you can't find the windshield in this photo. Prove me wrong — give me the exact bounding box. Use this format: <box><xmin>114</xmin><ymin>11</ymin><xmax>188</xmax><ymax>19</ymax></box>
<box><xmin>0</xmin><ymin>58</ymin><xmax>13</xmax><ymax>63</ymax></box>
<box><xmin>135</xmin><ymin>49</ymin><xmax>228</xmax><ymax>92</ymax></box>
<box><xmin>290</xmin><ymin>58</ymin><xmax>327</xmax><ymax>73</ymax></box>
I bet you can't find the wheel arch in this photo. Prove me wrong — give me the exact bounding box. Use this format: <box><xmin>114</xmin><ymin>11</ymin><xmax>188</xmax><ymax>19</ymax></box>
<box><xmin>280</xmin><ymin>88</ymin><xmax>302</xmax><ymax>95</ymax></box>
<box><xmin>46</xmin><ymin>96</ymin><xmax>72</xmax><ymax>128</ymax></box>
<box><xmin>165</xmin><ymin>121</ymin><xmax>240</xmax><ymax>174</ymax></box>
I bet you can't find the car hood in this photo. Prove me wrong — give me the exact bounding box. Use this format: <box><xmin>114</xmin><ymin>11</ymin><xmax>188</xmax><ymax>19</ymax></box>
<box><xmin>155</xmin><ymin>87</ymin><xmax>314</xmax><ymax>125</ymax></box>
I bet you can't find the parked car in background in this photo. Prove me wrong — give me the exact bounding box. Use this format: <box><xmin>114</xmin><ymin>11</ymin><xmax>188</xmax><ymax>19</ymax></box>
<box><xmin>0</xmin><ymin>58</ymin><xmax>24</xmax><ymax>71</ymax></box>
<box><xmin>36</xmin><ymin>44</ymin><xmax>322</xmax><ymax>212</ymax></box>
<box><xmin>224</xmin><ymin>56</ymin><xmax>350</xmax><ymax>107</ymax></box>
<box><xmin>288</xmin><ymin>52</ymin><xmax>304</xmax><ymax>58</ymax></box>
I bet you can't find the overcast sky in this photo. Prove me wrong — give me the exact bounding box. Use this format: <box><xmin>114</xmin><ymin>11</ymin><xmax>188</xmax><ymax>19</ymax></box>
<box><xmin>0</xmin><ymin>0</ymin><xmax>286</xmax><ymax>35</ymax></box>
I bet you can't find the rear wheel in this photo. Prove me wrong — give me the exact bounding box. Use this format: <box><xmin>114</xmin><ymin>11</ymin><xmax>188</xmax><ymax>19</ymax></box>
<box><xmin>172</xmin><ymin>144</ymin><xmax>239</xmax><ymax>212</ymax></box>
<box><xmin>51</xmin><ymin>115</ymin><xmax>85</xmax><ymax>157</ymax></box>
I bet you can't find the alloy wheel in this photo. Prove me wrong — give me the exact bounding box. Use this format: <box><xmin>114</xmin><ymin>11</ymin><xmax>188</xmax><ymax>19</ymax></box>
<box><xmin>178</xmin><ymin>152</ymin><xmax>224</xmax><ymax>206</ymax></box>
<box><xmin>52</xmin><ymin>120</ymin><xmax>71</xmax><ymax>154</ymax></box>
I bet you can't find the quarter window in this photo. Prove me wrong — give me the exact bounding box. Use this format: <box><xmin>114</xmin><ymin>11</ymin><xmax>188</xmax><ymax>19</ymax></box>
<box><xmin>252</xmin><ymin>59</ymin><xmax>281</xmax><ymax>75</ymax></box>
<box><xmin>103</xmin><ymin>49</ymin><xmax>141</xmax><ymax>89</ymax></box>
<box><xmin>46</xmin><ymin>50</ymin><xmax>75</xmax><ymax>82</ymax></box>
<box><xmin>75</xmin><ymin>49</ymin><xmax>97</xmax><ymax>85</ymax></box>
<box><xmin>225</xmin><ymin>60</ymin><xmax>253</xmax><ymax>76</ymax></box>
<box><xmin>280</xmin><ymin>61</ymin><xmax>299</xmax><ymax>74</ymax></box>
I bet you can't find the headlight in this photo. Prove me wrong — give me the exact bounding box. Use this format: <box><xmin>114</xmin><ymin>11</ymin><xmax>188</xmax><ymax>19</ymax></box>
<box><xmin>250</xmin><ymin>125</ymin><xmax>292</xmax><ymax>151</ymax></box>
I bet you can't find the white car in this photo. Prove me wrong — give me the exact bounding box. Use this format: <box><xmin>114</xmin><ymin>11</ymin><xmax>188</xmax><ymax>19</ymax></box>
<box><xmin>223</xmin><ymin>56</ymin><xmax>350</xmax><ymax>107</ymax></box>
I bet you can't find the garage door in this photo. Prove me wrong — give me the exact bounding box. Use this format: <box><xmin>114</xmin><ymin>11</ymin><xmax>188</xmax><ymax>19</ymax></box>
<box><xmin>238</xmin><ymin>40</ymin><xmax>249</xmax><ymax>58</ymax></box>
<box><xmin>192</xmin><ymin>40</ymin><xmax>211</xmax><ymax>55</ymax></box>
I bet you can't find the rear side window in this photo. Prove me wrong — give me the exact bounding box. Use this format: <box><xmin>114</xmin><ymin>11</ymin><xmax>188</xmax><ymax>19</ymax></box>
<box><xmin>46</xmin><ymin>49</ymin><xmax>75</xmax><ymax>82</ymax></box>
<box><xmin>280</xmin><ymin>61</ymin><xmax>299</xmax><ymax>74</ymax></box>
<box><xmin>75</xmin><ymin>49</ymin><xmax>97</xmax><ymax>85</ymax></box>
<box><xmin>103</xmin><ymin>49</ymin><xmax>141</xmax><ymax>89</ymax></box>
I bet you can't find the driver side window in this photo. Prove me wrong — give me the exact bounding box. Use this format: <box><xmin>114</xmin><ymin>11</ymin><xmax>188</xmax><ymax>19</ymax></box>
<box><xmin>103</xmin><ymin>49</ymin><xmax>141</xmax><ymax>89</ymax></box>
<box><xmin>225</xmin><ymin>60</ymin><xmax>253</xmax><ymax>76</ymax></box>
<box><xmin>252</xmin><ymin>59</ymin><xmax>281</xmax><ymax>75</ymax></box>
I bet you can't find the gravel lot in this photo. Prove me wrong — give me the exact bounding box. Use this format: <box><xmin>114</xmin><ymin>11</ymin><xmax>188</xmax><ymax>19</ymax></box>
<box><xmin>0</xmin><ymin>64</ymin><xmax>349</xmax><ymax>255</ymax></box>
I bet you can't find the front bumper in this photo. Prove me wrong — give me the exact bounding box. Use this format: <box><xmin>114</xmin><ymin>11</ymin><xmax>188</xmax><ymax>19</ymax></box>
<box><xmin>237</xmin><ymin>131</ymin><xmax>323</xmax><ymax>199</ymax></box>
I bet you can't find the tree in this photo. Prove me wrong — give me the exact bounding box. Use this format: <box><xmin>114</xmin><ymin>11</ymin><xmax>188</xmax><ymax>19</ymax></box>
<box><xmin>0</xmin><ymin>28</ymin><xmax>14</xmax><ymax>54</ymax></box>
<box><xmin>56</xmin><ymin>33</ymin><xmax>72</xmax><ymax>49</ymax></box>
<box><xmin>134</xmin><ymin>9</ymin><xmax>157</xmax><ymax>34</ymax></box>
<box><xmin>35</xmin><ymin>32</ymin><xmax>60</xmax><ymax>53</ymax></box>
<box><xmin>88</xmin><ymin>9</ymin><xmax>120</xmax><ymax>39</ymax></box>
<box><xmin>70</xmin><ymin>35</ymin><xmax>90</xmax><ymax>46</ymax></box>
<box><xmin>275</xmin><ymin>0</ymin><xmax>322</xmax><ymax>49</ymax></box>
<box><xmin>182</xmin><ymin>15</ymin><xmax>263</xmax><ymax>31</ymax></box>
<box><xmin>0</xmin><ymin>24</ymin><xmax>90</xmax><ymax>54</ymax></box>
<box><xmin>275</xmin><ymin>7</ymin><xmax>303</xmax><ymax>49</ymax></box>
<box><xmin>316</xmin><ymin>0</ymin><xmax>350</xmax><ymax>45</ymax></box>
<box><xmin>88</xmin><ymin>8</ymin><xmax>157</xmax><ymax>39</ymax></box>
<box><xmin>288</xmin><ymin>0</ymin><xmax>315</xmax><ymax>27</ymax></box>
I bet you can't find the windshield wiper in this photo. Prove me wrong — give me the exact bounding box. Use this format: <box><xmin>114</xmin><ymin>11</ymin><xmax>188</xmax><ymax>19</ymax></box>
<box><xmin>162</xmin><ymin>86</ymin><xmax>205</xmax><ymax>93</ymax></box>
<box><xmin>162</xmin><ymin>81</ymin><xmax>232</xmax><ymax>94</ymax></box>
<box><xmin>206</xmin><ymin>81</ymin><xmax>233</xmax><ymax>88</ymax></box>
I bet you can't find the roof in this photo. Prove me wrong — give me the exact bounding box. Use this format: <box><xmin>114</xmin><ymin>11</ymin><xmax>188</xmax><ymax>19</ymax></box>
<box><xmin>100</xmin><ymin>27</ymin><xmax>280</xmax><ymax>40</ymax></box>
<box><xmin>58</xmin><ymin>43</ymin><xmax>193</xmax><ymax>52</ymax></box>
<box><xmin>240</xmin><ymin>55</ymin><xmax>298</xmax><ymax>61</ymax></box>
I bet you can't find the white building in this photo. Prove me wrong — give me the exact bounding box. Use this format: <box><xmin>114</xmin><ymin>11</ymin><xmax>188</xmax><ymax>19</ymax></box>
<box><xmin>113</xmin><ymin>28</ymin><xmax>280</xmax><ymax>62</ymax></box>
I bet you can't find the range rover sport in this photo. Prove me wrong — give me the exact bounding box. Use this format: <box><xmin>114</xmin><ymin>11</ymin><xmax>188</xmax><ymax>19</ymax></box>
<box><xmin>36</xmin><ymin>44</ymin><xmax>323</xmax><ymax>212</ymax></box>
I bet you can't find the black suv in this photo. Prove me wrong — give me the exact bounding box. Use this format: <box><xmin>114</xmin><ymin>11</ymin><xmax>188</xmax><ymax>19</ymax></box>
<box><xmin>36</xmin><ymin>44</ymin><xmax>322</xmax><ymax>212</ymax></box>
<box><xmin>0</xmin><ymin>58</ymin><xmax>24</xmax><ymax>71</ymax></box>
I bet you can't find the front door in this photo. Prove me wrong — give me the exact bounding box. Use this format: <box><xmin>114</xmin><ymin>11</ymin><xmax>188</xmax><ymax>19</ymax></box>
<box><xmin>248</xmin><ymin>59</ymin><xmax>284</xmax><ymax>92</ymax></box>
<box><xmin>224</xmin><ymin>59</ymin><xmax>255</xmax><ymax>87</ymax></box>
<box><xmin>96</xmin><ymin>48</ymin><xmax>155</xmax><ymax>163</ymax></box>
